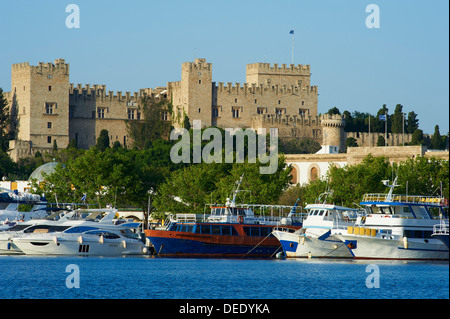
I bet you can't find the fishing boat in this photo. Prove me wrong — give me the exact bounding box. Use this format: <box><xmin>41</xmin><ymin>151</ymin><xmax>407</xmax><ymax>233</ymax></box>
<box><xmin>11</xmin><ymin>208</ymin><xmax>147</xmax><ymax>256</ymax></box>
<box><xmin>145</xmin><ymin>175</ymin><xmax>304</xmax><ymax>258</ymax></box>
<box><xmin>273</xmin><ymin>192</ymin><xmax>362</xmax><ymax>258</ymax></box>
<box><xmin>0</xmin><ymin>188</ymin><xmax>48</xmax><ymax>222</ymax></box>
<box><xmin>331</xmin><ymin>178</ymin><xmax>449</xmax><ymax>260</ymax></box>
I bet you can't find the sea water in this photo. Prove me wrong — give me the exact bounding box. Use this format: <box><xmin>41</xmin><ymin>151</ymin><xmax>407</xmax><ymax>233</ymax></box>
<box><xmin>0</xmin><ymin>256</ymin><xmax>448</xmax><ymax>299</ymax></box>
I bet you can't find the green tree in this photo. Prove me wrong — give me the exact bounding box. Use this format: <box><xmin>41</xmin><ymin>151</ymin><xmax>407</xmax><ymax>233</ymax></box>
<box><xmin>406</xmin><ymin>111</ymin><xmax>419</xmax><ymax>134</ymax></box>
<box><xmin>410</xmin><ymin>129</ymin><xmax>424</xmax><ymax>145</ymax></box>
<box><xmin>327</xmin><ymin>107</ymin><xmax>341</xmax><ymax>115</ymax></box>
<box><xmin>376</xmin><ymin>135</ymin><xmax>385</xmax><ymax>146</ymax></box>
<box><xmin>126</xmin><ymin>96</ymin><xmax>172</xmax><ymax>150</ymax></box>
<box><xmin>326</xmin><ymin>155</ymin><xmax>392</xmax><ymax>206</ymax></box>
<box><xmin>430</xmin><ymin>125</ymin><xmax>445</xmax><ymax>149</ymax></box>
<box><xmin>96</xmin><ymin>129</ymin><xmax>110</xmax><ymax>151</ymax></box>
<box><xmin>153</xmin><ymin>157</ymin><xmax>292</xmax><ymax>215</ymax></box>
<box><xmin>391</xmin><ymin>104</ymin><xmax>404</xmax><ymax>134</ymax></box>
<box><xmin>345</xmin><ymin>137</ymin><xmax>358</xmax><ymax>148</ymax></box>
<box><xmin>0</xmin><ymin>88</ymin><xmax>10</xmax><ymax>152</ymax></box>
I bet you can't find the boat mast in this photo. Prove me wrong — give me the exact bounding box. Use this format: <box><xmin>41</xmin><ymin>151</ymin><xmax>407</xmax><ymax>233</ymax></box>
<box><xmin>230</xmin><ymin>174</ymin><xmax>244</xmax><ymax>207</ymax></box>
<box><xmin>382</xmin><ymin>176</ymin><xmax>399</xmax><ymax>202</ymax></box>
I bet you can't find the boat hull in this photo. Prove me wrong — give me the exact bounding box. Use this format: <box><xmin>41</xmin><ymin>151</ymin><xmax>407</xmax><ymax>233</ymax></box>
<box><xmin>145</xmin><ymin>227</ymin><xmax>289</xmax><ymax>258</ymax></box>
<box><xmin>12</xmin><ymin>235</ymin><xmax>145</xmax><ymax>256</ymax></box>
<box><xmin>0</xmin><ymin>239</ymin><xmax>23</xmax><ymax>255</ymax></box>
<box><xmin>273</xmin><ymin>230</ymin><xmax>353</xmax><ymax>258</ymax></box>
<box><xmin>333</xmin><ymin>234</ymin><xmax>449</xmax><ymax>260</ymax></box>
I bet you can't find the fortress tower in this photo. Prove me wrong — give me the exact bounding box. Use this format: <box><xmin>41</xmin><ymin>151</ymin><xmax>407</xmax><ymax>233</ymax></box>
<box><xmin>319</xmin><ymin>114</ymin><xmax>346</xmax><ymax>153</ymax></box>
<box><xmin>9</xmin><ymin>59</ymin><xmax>70</xmax><ymax>159</ymax></box>
<box><xmin>245</xmin><ymin>62</ymin><xmax>311</xmax><ymax>88</ymax></box>
<box><xmin>180</xmin><ymin>58</ymin><xmax>213</xmax><ymax>128</ymax></box>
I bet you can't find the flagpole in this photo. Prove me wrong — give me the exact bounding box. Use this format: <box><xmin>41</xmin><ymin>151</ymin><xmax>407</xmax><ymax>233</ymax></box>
<box><xmin>385</xmin><ymin>111</ymin><xmax>387</xmax><ymax>147</ymax></box>
<box><xmin>369</xmin><ymin>114</ymin><xmax>371</xmax><ymax>148</ymax></box>
<box><xmin>402</xmin><ymin>112</ymin><xmax>404</xmax><ymax>146</ymax></box>
<box><xmin>291</xmin><ymin>29</ymin><xmax>294</xmax><ymax>64</ymax></box>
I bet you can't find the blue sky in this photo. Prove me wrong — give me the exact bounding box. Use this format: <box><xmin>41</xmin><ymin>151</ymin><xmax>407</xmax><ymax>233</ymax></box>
<box><xmin>0</xmin><ymin>0</ymin><xmax>448</xmax><ymax>134</ymax></box>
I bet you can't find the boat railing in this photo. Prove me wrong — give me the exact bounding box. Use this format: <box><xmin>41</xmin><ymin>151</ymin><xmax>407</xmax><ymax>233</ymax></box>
<box><xmin>362</xmin><ymin>193</ymin><xmax>445</xmax><ymax>205</ymax></box>
<box><xmin>433</xmin><ymin>221</ymin><xmax>449</xmax><ymax>235</ymax></box>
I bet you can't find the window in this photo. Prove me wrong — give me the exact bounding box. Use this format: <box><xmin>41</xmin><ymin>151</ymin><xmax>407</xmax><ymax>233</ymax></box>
<box><xmin>310</xmin><ymin>167</ymin><xmax>319</xmax><ymax>182</ymax></box>
<box><xmin>212</xmin><ymin>107</ymin><xmax>219</xmax><ymax>118</ymax></box>
<box><xmin>97</xmin><ymin>107</ymin><xmax>105</xmax><ymax>119</ymax></box>
<box><xmin>48</xmin><ymin>86</ymin><xmax>52</xmax><ymax>91</ymax></box>
<box><xmin>232</xmin><ymin>107</ymin><xmax>240</xmax><ymax>118</ymax></box>
<box><xmin>235</xmin><ymin>98</ymin><xmax>238</xmax><ymax>103</ymax></box>
<box><xmin>275</xmin><ymin>108</ymin><xmax>284</xmax><ymax>116</ymax></box>
<box><xmin>47</xmin><ymin>136</ymin><xmax>52</xmax><ymax>144</ymax></box>
<box><xmin>257</xmin><ymin>107</ymin><xmax>265</xmax><ymax>115</ymax></box>
<box><xmin>200</xmin><ymin>224</ymin><xmax>211</xmax><ymax>234</ymax></box>
<box><xmin>313</xmin><ymin>129</ymin><xmax>320</xmax><ymax>138</ymax></box>
<box><xmin>299</xmin><ymin>108</ymin><xmax>307</xmax><ymax>117</ymax></box>
<box><xmin>254</xmin><ymin>99</ymin><xmax>257</xmax><ymax>104</ymax></box>
<box><xmin>137</xmin><ymin>111</ymin><xmax>141</xmax><ymax>120</ymax></box>
<box><xmin>161</xmin><ymin>111</ymin><xmax>168</xmax><ymax>121</ymax></box>
<box><xmin>47</xmin><ymin>75</ymin><xmax>53</xmax><ymax>79</ymax></box>
<box><xmin>198</xmin><ymin>80</ymin><xmax>202</xmax><ymax>84</ymax></box>
<box><xmin>198</xmin><ymin>108</ymin><xmax>201</xmax><ymax>113</ymax></box>
<box><xmin>127</xmin><ymin>109</ymin><xmax>134</xmax><ymax>120</ymax></box>
<box><xmin>45</xmin><ymin>102</ymin><xmax>55</xmax><ymax>114</ymax></box>
<box><xmin>47</xmin><ymin>122</ymin><xmax>52</xmax><ymax>129</ymax></box>
<box><xmin>301</xmin><ymin>101</ymin><xmax>305</xmax><ymax>106</ymax></box>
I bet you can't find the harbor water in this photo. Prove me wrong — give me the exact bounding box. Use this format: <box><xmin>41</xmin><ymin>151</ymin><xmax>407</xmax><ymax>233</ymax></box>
<box><xmin>0</xmin><ymin>256</ymin><xmax>448</xmax><ymax>299</ymax></box>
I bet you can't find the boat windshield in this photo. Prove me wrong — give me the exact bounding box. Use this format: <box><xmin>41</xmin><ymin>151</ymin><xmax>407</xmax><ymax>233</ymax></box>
<box><xmin>64</xmin><ymin>226</ymin><xmax>100</xmax><ymax>233</ymax></box>
<box><xmin>23</xmin><ymin>225</ymin><xmax>71</xmax><ymax>233</ymax></box>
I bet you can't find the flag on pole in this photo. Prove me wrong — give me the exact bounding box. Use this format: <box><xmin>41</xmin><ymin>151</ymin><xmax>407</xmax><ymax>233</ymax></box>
<box><xmin>81</xmin><ymin>193</ymin><xmax>87</xmax><ymax>202</ymax></box>
<box><xmin>378</xmin><ymin>114</ymin><xmax>386</xmax><ymax>121</ymax></box>
<box><xmin>289</xmin><ymin>29</ymin><xmax>294</xmax><ymax>34</ymax></box>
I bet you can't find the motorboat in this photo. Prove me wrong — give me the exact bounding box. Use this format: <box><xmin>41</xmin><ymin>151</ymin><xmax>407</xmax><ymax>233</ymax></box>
<box><xmin>0</xmin><ymin>188</ymin><xmax>48</xmax><ymax>222</ymax></box>
<box><xmin>0</xmin><ymin>209</ymin><xmax>75</xmax><ymax>255</ymax></box>
<box><xmin>273</xmin><ymin>192</ymin><xmax>362</xmax><ymax>258</ymax></box>
<box><xmin>11</xmin><ymin>208</ymin><xmax>147</xmax><ymax>256</ymax></box>
<box><xmin>331</xmin><ymin>178</ymin><xmax>449</xmax><ymax>260</ymax></box>
<box><xmin>145</xmin><ymin>175</ymin><xmax>304</xmax><ymax>258</ymax></box>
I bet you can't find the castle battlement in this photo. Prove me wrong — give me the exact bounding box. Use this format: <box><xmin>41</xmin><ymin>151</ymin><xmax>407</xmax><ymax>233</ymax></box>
<box><xmin>246</xmin><ymin>62</ymin><xmax>310</xmax><ymax>74</ymax></box>
<box><xmin>215</xmin><ymin>82</ymin><xmax>318</xmax><ymax>95</ymax></box>
<box><xmin>182</xmin><ymin>58</ymin><xmax>212</xmax><ymax>72</ymax></box>
<box><xmin>12</xmin><ymin>59</ymin><xmax>69</xmax><ymax>75</ymax></box>
<box><xmin>251</xmin><ymin>113</ymin><xmax>321</xmax><ymax>126</ymax></box>
<box><xmin>320</xmin><ymin>113</ymin><xmax>345</xmax><ymax>127</ymax></box>
<box><xmin>69</xmin><ymin>83</ymin><xmax>146</xmax><ymax>102</ymax></box>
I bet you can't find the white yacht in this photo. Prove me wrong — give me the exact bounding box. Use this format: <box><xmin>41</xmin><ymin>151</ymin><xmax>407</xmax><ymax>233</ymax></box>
<box><xmin>331</xmin><ymin>178</ymin><xmax>449</xmax><ymax>260</ymax></box>
<box><xmin>273</xmin><ymin>194</ymin><xmax>361</xmax><ymax>258</ymax></box>
<box><xmin>0</xmin><ymin>209</ymin><xmax>77</xmax><ymax>255</ymax></box>
<box><xmin>11</xmin><ymin>208</ymin><xmax>147</xmax><ymax>256</ymax></box>
<box><xmin>0</xmin><ymin>188</ymin><xmax>48</xmax><ymax>222</ymax></box>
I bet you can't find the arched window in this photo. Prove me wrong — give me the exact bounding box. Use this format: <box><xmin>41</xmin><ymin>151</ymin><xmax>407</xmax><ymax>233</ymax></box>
<box><xmin>310</xmin><ymin>167</ymin><xmax>319</xmax><ymax>182</ymax></box>
<box><xmin>290</xmin><ymin>165</ymin><xmax>298</xmax><ymax>184</ymax></box>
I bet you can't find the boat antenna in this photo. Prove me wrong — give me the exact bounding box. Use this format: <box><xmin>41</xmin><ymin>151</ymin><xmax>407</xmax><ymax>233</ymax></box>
<box><xmin>230</xmin><ymin>174</ymin><xmax>244</xmax><ymax>207</ymax></box>
<box><xmin>382</xmin><ymin>176</ymin><xmax>399</xmax><ymax>202</ymax></box>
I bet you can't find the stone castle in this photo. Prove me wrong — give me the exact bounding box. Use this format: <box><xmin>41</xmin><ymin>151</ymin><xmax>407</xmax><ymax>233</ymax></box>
<box><xmin>4</xmin><ymin>58</ymin><xmax>411</xmax><ymax>161</ymax></box>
